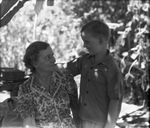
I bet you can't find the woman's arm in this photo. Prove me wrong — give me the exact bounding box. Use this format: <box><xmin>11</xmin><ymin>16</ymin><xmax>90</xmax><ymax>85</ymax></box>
<box><xmin>65</xmin><ymin>72</ymin><xmax>80</xmax><ymax>127</ymax></box>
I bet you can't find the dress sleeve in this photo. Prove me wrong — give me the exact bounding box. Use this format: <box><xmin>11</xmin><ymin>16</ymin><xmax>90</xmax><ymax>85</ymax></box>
<box><xmin>63</xmin><ymin>71</ymin><xmax>80</xmax><ymax>126</ymax></box>
<box><xmin>17</xmin><ymin>81</ymin><xmax>36</xmax><ymax>119</ymax></box>
<box><xmin>66</xmin><ymin>73</ymin><xmax>78</xmax><ymax>102</ymax></box>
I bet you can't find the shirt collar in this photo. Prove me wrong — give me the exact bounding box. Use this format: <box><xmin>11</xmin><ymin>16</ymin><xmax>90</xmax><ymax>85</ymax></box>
<box><xmin>85</xmin><ymin>50</ymin><xmax>113</xmax><ymax>67</ymax></box>
<box><xmin>32</xmin><ymin>74</ymin><xmax>46</xmax><ymax>92</ymax></box>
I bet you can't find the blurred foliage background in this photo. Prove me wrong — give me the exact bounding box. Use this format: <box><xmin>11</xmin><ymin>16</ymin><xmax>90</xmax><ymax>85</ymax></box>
<box><xmin>0</xmin><ymin>0</ymin><xmax>150</xmax><ymax>106</ymax></box>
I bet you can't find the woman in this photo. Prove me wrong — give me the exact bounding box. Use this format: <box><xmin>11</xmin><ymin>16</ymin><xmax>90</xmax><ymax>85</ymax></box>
<box><xmin>17</xmin><ymin>41</ymin><xmax>79</xmax><ymax>128</ymax></box>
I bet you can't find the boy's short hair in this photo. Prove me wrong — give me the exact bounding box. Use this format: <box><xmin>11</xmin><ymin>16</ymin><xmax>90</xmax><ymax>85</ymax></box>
<box><xmin>81</xmin><ymin>20</ymin><xmax>110</xmax><ymax>42</ymax></box>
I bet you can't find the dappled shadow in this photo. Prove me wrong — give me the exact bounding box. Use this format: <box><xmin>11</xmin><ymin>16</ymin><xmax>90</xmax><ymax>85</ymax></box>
<box><xmin>117</xmin><ymin>106</ymin><xmax>149</xmax><ymax>128</ymax></box>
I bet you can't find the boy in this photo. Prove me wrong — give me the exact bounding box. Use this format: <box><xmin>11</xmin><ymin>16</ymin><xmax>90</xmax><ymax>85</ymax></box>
<box><xmin>66</xmin><ymin>20</ymin><xmax>124</xmax><ymax>128</ymax></box>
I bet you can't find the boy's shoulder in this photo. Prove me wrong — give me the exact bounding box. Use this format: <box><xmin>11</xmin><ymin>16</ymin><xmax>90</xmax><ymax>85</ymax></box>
<box><xmin>104</xmin><ymin>53</ymin><xmax>120</xmax><ymax>72</ymax></box>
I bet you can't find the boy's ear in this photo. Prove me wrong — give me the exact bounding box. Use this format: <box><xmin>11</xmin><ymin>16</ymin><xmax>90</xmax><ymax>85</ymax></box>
<box><xmin>99</xmin><ymin>37</ymin><xmax>107</xmax><ymax>45</ymax></box>
<box><xmin>32</xmin><ymin>60</ymin><xmax>38</xmax><ymax>68</ymax></box>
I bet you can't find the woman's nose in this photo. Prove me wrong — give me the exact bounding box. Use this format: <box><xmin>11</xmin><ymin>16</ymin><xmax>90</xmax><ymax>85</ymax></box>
<box><xmin>51</xmin><ymin>56</ymin><xmax>56</xmax><ymax>63</ymax></box>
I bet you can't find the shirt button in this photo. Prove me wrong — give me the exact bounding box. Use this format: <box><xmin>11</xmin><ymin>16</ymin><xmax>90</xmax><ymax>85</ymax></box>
<box><xmin>84</xmin><ymin>103</ymin><xmax>87</xmax><ymax>106</ymax></box>
<box><xmin>88</xmin><ymin>79</ymin><xmax>90</xmax><ymax>82</ymax></box>
<box><xmin>90</xmin><ymin>67</ymin><xmax>93</xmax><ymax>69</ymax></box>
<box><xmin>86</xmin><ymin>91</ymin><xmax>88</xmax><ymax>94</ymax></box>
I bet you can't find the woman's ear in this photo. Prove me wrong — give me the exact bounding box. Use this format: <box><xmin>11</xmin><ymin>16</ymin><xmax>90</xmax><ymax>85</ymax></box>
<box><xmin>98</xmin><ymin>38</ymin><xmax>103</xmax><ymax>45</ymax></box>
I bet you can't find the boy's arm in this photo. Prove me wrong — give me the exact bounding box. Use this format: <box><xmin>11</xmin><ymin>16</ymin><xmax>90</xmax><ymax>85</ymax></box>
<box><xmin>69</xmin><ymin>90</ymin><xmax>80</xmax><ymax>128</ymax></box>
<box><xmin>105</xmin><ymin>68</ymin><xmax>124</xmax><ymax>128</ymax></box>
<box><xmin>104</xmin><ymin>99</ymin><xmax>121</xmax><ymax>128</ymax></box>
<box><xmin>66</xmin><ymin>56</ymin><xmax>84</xmax><ymax>76</ymax></box>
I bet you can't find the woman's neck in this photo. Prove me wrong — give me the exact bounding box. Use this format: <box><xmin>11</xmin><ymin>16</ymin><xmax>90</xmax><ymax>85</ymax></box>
<box><xmin>35</xmin><ymin>71</ymin><xmax>52</xmax><ymax>86</ymax></box>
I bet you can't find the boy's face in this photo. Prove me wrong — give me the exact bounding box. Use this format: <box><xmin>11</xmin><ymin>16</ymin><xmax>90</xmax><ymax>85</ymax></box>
<box><xmin>81</xmin><ymin>30</ymin><xmax>106</xmax><ymax>55</ymax></box>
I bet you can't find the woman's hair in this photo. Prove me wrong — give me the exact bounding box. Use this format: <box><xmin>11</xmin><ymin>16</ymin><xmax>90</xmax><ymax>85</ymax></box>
<box><xmin>23</xmin><ymin>41</ymin><xmax>50</xmax><ymax>73</ymax></box>
<box><xmin>81</xmin><ymin>20</ymin><xmax>110</xmax><ymax>42</ymax></box>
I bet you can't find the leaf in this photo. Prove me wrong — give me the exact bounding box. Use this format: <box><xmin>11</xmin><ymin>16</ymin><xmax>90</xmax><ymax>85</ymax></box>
<box><xmin>142</xmin><ymin>3</ymin><xmax>149</xmax><ymax>12</ymax></box>
<box><xmin>130</xmin><ymin>52</ymin><xmax>138</xmax><ymax>60</ymax></box>
<box><xmin>122</xmin><ymin>52</ymin><xmax>128</xmax><ymax>57</ymax></box>
<box><xmin>125</xmin><ymin>72</ymin><xmax>134</xmax><ymax>87</ymax></box>
<box><xmin>34</xmin><ymin>0</ymin><xmax>45</xmax><ymax>15</ymax></box>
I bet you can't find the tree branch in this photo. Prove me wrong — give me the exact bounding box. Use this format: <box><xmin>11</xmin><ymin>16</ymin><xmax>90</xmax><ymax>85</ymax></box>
<box><xmin>0</xmin><ymin>0</ymin><xmax>18</xmax><ymax>18</ymax></box>
<box><xmin>0</xmin><ymin>0</ymin><xmax>28</xmax><ymax>28</ymax></box>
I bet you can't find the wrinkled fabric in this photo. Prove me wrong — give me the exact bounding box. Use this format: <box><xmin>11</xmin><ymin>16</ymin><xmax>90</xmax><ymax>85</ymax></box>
<box><xmin>67</xmin><ymin>51</ymin><xmax>124</xmax><ymax>125</ymax></box>
<box><xmin>17</xmin><ymin>70</ymin><xmax>78</xmax><ymax>128</ymax></box>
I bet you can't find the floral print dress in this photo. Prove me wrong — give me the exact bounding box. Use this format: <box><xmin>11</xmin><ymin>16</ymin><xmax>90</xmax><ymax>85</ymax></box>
<box><xmin>17</xmin><ymin>70</ymin><xmax>78</xmax><ymax>128</ymax></box>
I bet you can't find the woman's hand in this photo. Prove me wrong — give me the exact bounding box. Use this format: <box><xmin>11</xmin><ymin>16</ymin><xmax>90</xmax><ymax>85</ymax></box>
<box><xmin>23</xmin><ymin>117</ymin><xmax>36</xmax><ymax>128</ymax></box>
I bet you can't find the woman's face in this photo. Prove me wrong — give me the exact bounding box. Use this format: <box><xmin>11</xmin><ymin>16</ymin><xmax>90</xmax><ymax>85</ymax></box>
<box><xmin>34</xmin><ymin>46</ymin><xmax>57</xmax><ymax>73</ymax></box>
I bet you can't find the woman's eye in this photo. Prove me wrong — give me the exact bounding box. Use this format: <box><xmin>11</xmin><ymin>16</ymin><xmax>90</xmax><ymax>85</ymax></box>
<box><xmin>85</xmin><ymin>41</ymin><xmax>89</xmax><ymax>44</ymax></box>
<box><xmin>46</xmin><ymin>55</ymin><xmax>51</xmax><ymax>60</ymax></box>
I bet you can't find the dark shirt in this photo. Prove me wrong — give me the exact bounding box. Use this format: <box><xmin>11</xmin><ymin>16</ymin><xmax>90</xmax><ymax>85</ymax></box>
<box><xmin>66</xmin><ymin>51</ymin><xmax>124</xmax><ymax>125</ymax></box>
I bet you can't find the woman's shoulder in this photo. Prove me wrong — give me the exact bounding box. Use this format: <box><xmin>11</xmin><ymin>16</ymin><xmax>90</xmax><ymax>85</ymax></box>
<box><xmin>53</xmin><ymin>69</ymin><xmax>74</xmax><ymax>83</ymax></box>
<box><xmin>18</xmin><ymin>76</ymin><xmax>32</xmax><ymax>94</ymax></box>
<box><xmin>54</xmin><ymin>69</ymin><xmax>71</xmax><ymax>78</ymax></box>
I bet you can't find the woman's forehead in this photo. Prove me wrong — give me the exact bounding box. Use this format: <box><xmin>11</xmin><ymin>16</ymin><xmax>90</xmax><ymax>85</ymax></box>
<box><xmin>39</xmin><ymin>47</ymin><xmax>53</xmax><ymax>56</ymax></box>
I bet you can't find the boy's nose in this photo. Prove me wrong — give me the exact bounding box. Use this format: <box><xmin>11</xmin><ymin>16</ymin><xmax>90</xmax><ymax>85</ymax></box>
<box><xmin>52</xmin><ymin>57</ymin><xmax>56</xmax><ymax>63</ymax></box>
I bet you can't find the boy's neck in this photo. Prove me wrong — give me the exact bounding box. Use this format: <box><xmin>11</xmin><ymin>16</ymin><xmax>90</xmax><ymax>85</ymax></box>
<box><xmin>94</xmin><ymin>50</ymin><xmax>107</xmax><ymax>64</ymax></box>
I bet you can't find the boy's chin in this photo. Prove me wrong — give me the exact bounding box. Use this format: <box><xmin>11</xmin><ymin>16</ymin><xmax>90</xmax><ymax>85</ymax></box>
<box><xmin>89</xmin><ymin>52</ymin><xmax>95</xmax><ymax>55</ymax></box>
